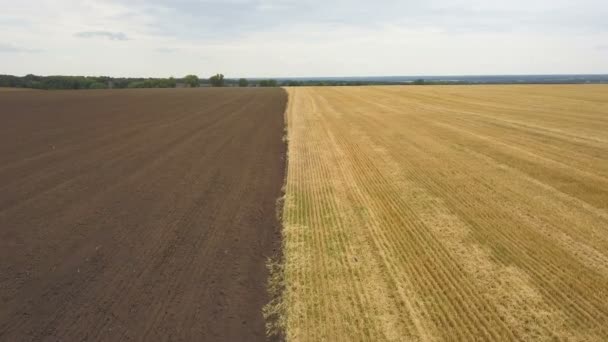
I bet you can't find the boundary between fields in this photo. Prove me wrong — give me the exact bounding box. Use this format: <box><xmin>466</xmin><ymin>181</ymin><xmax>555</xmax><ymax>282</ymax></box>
<box><xmin>263</xmin><ymin>87</ymin><xmax>290</xmax><ymax>341</ymax></box>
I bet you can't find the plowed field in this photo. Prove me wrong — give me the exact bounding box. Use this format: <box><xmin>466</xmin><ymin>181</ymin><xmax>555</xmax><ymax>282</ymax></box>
<box><xmin>282</xmin><ymin>85</ymin><xmax>608</xmax><ymax>341</ymax></box>
<box><xmin>0</xmin><ymin>88</ymin><xmax>286</xmax><ymax>341</ymax></box>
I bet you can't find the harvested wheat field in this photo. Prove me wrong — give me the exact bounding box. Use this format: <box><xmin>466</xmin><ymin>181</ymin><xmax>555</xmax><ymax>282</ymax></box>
<box><xmin>280</xmin><ymin>85</ymin><xmax>608</xmax><ymax>341</ymax></box>
<box><xmin>0</xmin><ymin>88</ymin><xmax>286</xmax><ymax>341</ymax></box>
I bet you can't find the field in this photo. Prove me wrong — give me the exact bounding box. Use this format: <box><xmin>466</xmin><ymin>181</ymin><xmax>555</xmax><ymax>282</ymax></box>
<box><xmin>0</xmin><ymin>88</ymin><xmax>33</xmax><ymax>92</ymax></box>
<box><xmin>2</xmin><ymin>85</ymin><xmax>607</xmax><ymax>341</ymax></box>
<box><xmin>0</xmin><ymin>88</ymin><xmax>286</xmax><ymax>341</ymax></box>
<box><xmin>281</xmin><ymin>85</ymin><xmax>608</xmax><ymax>341</ymax></box>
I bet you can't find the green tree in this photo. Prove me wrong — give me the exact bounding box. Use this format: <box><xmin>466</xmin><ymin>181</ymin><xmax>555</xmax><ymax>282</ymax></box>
<box><xmin>259</xmin><ymin>79</ymin><xmax>278</xmax><ymax>87</ymax></box>
<box><xmin>127</xmin><ymin>81</ymin><xmax>145</xmax><ymax>88</ymax></box>
<box><xmin>184</xmin><ymin>74</ymin><xmax>200</xmax><ymax>87</ymax></box>
<box><xmin>209</xmin><ymin>74</ymin><xmax>225</xmax><ymax>87</ymax></box>
<box><xmin>89</xmin><ymin>82</ymin><xmax>107</xmax><ymax>89</ymax></box>
<box><xmin>238</xmin><ymin>78</ymin><xmax>249</xmax><ymax>87</ymax></box>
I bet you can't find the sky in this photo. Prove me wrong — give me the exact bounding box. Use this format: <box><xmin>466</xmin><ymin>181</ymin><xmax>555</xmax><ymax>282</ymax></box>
<box><xmin>1</xmin><ymin>0</ymin><xmax>607</xmax><ymax>78</ymax></box>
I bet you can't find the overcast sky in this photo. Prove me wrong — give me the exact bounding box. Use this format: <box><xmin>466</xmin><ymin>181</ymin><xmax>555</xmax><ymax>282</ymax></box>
<box><xmin>1</xmin><ymin>0</ymin><xmax>607</xmax><ymax>77</ymax></box>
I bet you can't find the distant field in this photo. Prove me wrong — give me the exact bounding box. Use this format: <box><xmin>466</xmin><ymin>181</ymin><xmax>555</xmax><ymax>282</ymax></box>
<box><xmin>281</xmin><ymin>85</ymin><xmax>608</xmax><ymax>340</ymax></box>
<box><xmin>0</xmin><ymin>87</ymin><xmax>34</xmax><ymax>91</ymax></box>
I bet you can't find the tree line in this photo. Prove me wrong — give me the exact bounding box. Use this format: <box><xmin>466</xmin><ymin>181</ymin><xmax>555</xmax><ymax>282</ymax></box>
<box><xmin>0</xmin><ymin>74</ymin><xmax>283</xmax><ymax>90</ymax></box>
<box><xmin>0</xmin><ymin>74</ymin><xmax>180</xmax><ymax>90</ymax></box>
<box><xmin>0</xmin><ymin>74</ymin><xmax>436</xmax><ymax>90</ymax></box>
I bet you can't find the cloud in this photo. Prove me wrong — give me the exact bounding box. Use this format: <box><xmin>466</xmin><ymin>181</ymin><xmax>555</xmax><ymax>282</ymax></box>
<box><xmin>155</xmin><ymin>47</ymin><xmax>178</xmax><ymax>53</ymax></box>
<box><xmin>0</xmin><ymin>43</ymin><xmax>41</xmax><ymax>53</ymax></box>
<box><xmin>75</xmin><ymin>31</ymin><xmax>129</xmax><ymax>41</ymax></box>
<box><xmin>0</xmin><ymin>0</ymin><xmax>607</xmax><ymax>76</ymax></box>
<box><xmin>105</xmin><ymin>0</ymin><xmax>608</xmax><ymax>41</ymax></box>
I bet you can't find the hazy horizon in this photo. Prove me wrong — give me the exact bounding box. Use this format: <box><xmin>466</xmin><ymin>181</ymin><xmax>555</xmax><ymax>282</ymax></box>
<box><xmin>1</xmin><ymin>0</ymin><xmax>607</xmax><ymax>78</ymax></box>
<box><xmin>3</xmin><ymin>73</ymin><xmax>608</xmax><ymax>80</ymax></box>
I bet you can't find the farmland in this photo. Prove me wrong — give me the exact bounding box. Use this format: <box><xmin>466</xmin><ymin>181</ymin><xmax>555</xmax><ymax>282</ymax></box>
<box><xmin>1</xmin><ymin>84</ymin><xmax>607</xmax><ymax>341</ymax></box>
<box><xmin>0</xmin><ymin>88</ymin><xmax>286</xmax><ymax>341</ymax></box>
<box><xmin>281</xmin><ymin>85</ymin><xmax>608</xmax><ymax>341</ymax></box>
<box><xmin>0</xmin><ymin>88</ymin><xmax>32</xmax><ymax>92</ymax></box>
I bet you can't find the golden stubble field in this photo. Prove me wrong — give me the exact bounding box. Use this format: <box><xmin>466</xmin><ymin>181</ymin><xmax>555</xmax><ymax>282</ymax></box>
<box><xmin>280</xmin><ymin>85</ymin><xmax>608</xmax><ymax>341</ymax></box>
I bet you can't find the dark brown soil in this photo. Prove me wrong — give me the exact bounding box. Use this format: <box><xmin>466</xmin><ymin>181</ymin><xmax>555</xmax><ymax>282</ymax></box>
<box><xmin>0</xmin><ymin>88</ymin><xmax>287</xmax><ymax>341</ymax></box>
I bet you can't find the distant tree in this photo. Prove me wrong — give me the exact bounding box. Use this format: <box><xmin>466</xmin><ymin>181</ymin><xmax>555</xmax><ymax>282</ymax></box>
<box><xmin>209</xmin><ymin>74</ymin><xmax>225</xmax><ymax>87</ymax></box>
<box><xmin>168</xmin><ymin>77</ymin><xmax>177</xmax><ymax>87</ymax></box>
<box><xmin>259</xmin><ymin>79</ymin><xmax>278</xmax><ymax>87</ymax></box>
<box><xmin>413</xmin><ymin>79</ymin><xmax>425</xmax><ymax>85</ymax></box>
<box><xmin>158</xmin><ymin>77</ymin><xmax>177</xmax><ymax>88</ymax></box>
<box><xmin>184</xmin><ymin>75</ymin><xmax>200</xmax><ymax>87</ymax></box>
<box><xmin>127</xmin><ymin>81</ymin><xmax>145</xmax><ymax>88</ymax></box>
<box><xmin>285</xmin><ymin>80</ymin><xmax>302</xmax><ymax>87</ymax></box>
<box><xmin>89</xmin><ymin>82</ymin><xmax>107</xmax><ymax>89</ymax></box>
<box><xmin>0</xmin><ymin>74</ymin><xmax>23</xmax><ymax>87</ymax></box>
<box><xmin>238</xmin><ymin>78</ymin><xmax>249</xmax><ymax>87</ymax></box>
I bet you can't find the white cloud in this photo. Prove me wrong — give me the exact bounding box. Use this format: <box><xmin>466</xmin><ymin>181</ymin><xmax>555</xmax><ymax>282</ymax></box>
<box><xmin>0</xmin><ymin>0</ymin><xmax>606</xmax><ymax>77</ymax></box>
<box><xmin>75</xmin><ymin>31</ymin><xmax>129</xmax><ymax>41</ymax></box>
<box><xmin>0</xmin><ymin>43</ymin><xmax>42</xmax><ymax>53</ymax></box>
